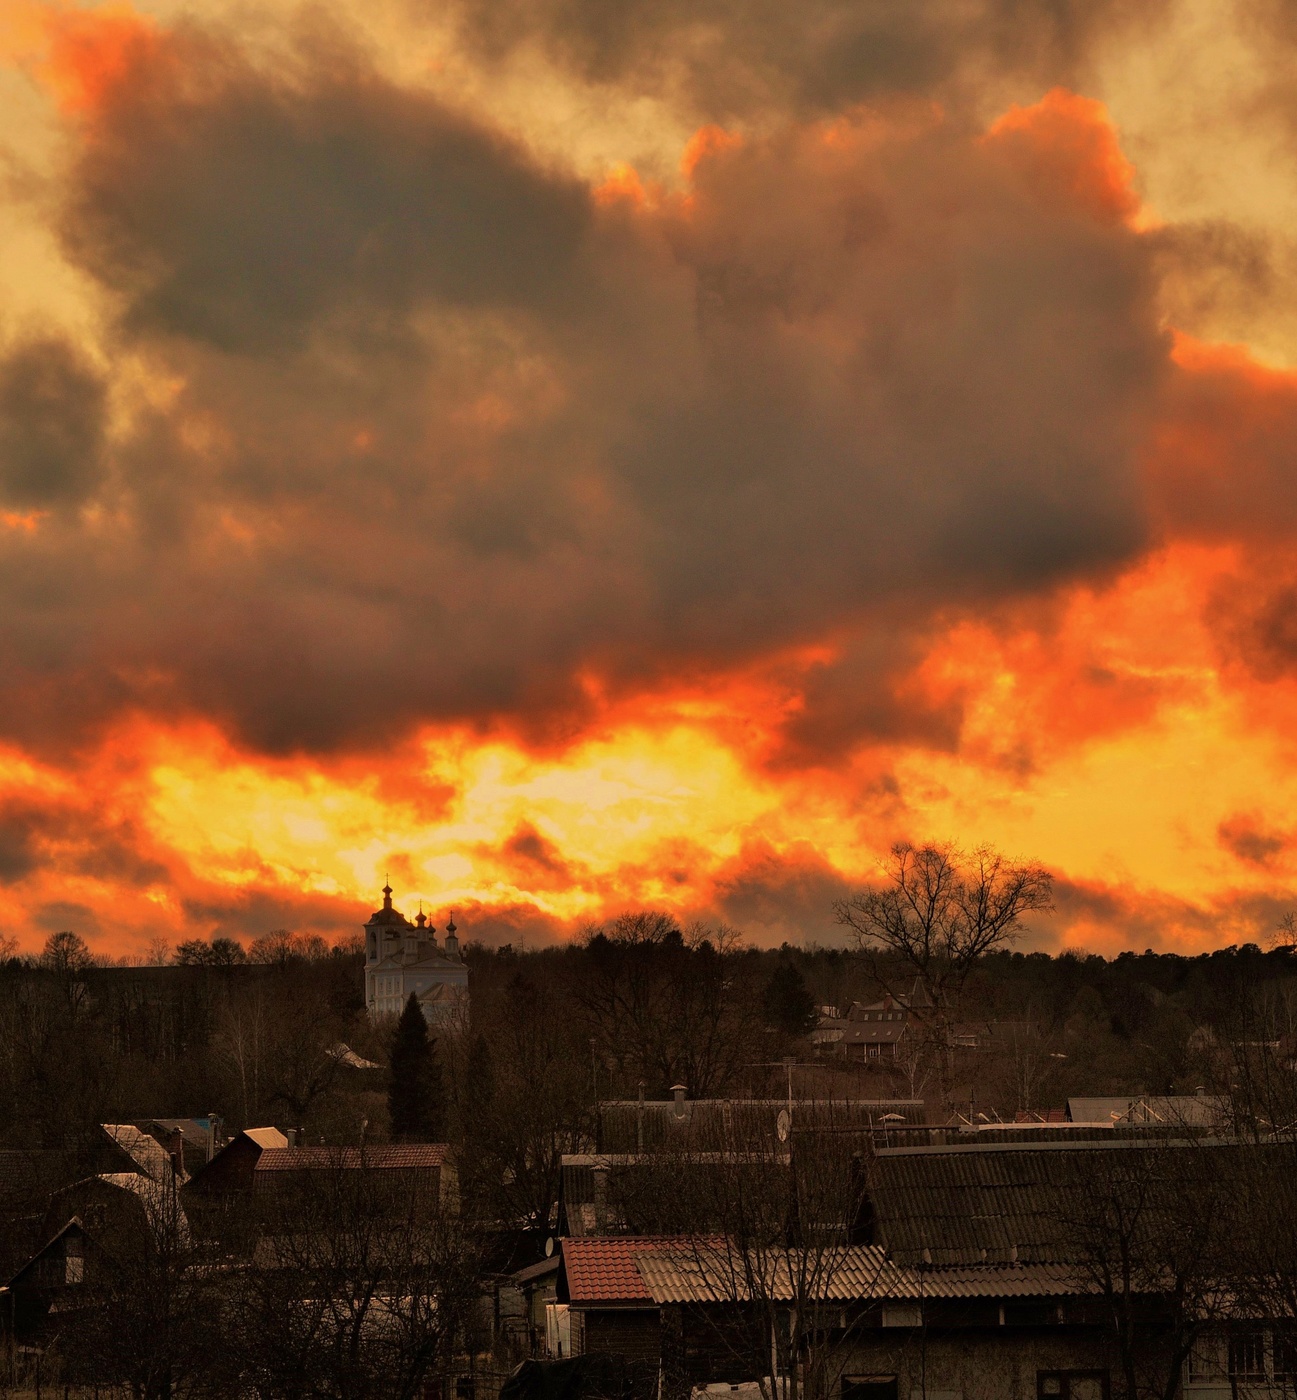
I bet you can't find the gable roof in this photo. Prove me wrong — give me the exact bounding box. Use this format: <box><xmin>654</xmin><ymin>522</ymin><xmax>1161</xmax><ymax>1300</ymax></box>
<box><xmin>7</xmin><ymin>1217</ymin><xmax>88</xmax><ymax>1290</ymax></box>
<box><xmin>102</xmin><ymin>1125</ymin><xmax>176</xmax><ymax>1184</ymax></box>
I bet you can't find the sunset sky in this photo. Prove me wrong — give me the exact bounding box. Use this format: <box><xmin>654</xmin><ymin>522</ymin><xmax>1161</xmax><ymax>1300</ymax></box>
<box><xmin>1</xmin><ymin>0</ymin><xmax>1297</xmax><ymax>957</ymax></box>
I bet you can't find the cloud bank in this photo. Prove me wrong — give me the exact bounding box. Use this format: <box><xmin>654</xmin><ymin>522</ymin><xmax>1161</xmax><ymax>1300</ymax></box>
<box><xmin>0</xmin><ymin>0</ymin><xmax>1292</xmax><ymax>954</ymax></box>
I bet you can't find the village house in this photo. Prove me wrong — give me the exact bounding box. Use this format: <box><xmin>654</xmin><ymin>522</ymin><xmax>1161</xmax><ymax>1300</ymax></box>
<box><xmin>812</xmin><ymin>995</ymin><xmax>914</xmax><ymax>1061</ymax></box>
<box><xmin>182</xmin><ymin>1127</ymin><xmax>457</xmax><ymax>1236</ymax></box>
<box><xmin>546</xmin><ymin>1134</ymin><xmax>1297</xmax><ymax>1400</ymax></box>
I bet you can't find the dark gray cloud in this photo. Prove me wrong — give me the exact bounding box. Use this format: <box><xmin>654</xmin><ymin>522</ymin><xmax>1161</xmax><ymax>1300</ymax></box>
<box><xmin>709</xmin><ymin>839</ymin><xmax>856</xmax><ymax>943</ymax></box>
<box><xmin>178</xmin><ymin>887</ymin><xmax>371</xmax><ymax>941</ymax></box>
<box><xmin>0</xmin><ymin>338</ymin><xmax>107</xmax><ymax>507</ymax></box>
<box><xmin>1218</xmin><ymin>812</ymin><xmax>1291</xmax><ymax>868</ymax></box>
<box><xmin>443</xmin><ymin>0</ymin><xmax>1167</xmax><ymax>124</ymax></box>
<box><xmin>61</xmin><ymin>28</ymin><xmax>591</xmax><ymax>353</ymax></box>
<box><xmin>0</xmin><ymin>18</ymin><xmax>1172</xmax><ymax>762</ymax></box>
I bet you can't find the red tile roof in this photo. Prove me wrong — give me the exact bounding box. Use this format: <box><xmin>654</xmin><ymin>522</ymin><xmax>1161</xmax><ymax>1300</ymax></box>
<box><xmin>254</xmin><ymin>1145</ymin><xmax>449</xmax><ymax>1172</ymax></box>
<box><xmin>561</xmin><ymin>1236</ymin><xmax>680</xmax><ymax>1305</ymax></box>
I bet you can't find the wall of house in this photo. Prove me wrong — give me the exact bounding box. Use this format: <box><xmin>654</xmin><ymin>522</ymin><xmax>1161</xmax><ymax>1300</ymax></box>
<box><xmin>833</xmin><ymin>1326</ymin><xmax>1116</xmax><ymax>1400</ymax></box>
<box><xmin>580</xmin><ymin>1309</ymin><xmax>662</xmax><ymax>1365</ymax></box>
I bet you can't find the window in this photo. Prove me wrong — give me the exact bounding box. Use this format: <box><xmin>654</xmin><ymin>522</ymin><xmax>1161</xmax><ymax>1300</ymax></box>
<box><xmin>1229</xmin><ymin>1329</ymin><xmax>1266</xmax><ymax>1383</ymax></box>
<box><xmin>842</xmin><ymin>1379</ymin><xmax>897</xmax><ymax>1400</ymax></box>
<box><xmin>1037</xmin><ymin>1374</ymin><xmax>1108</xmax><ymax>1400</ymax></box>
<box><xmin>1274</xmin><ymin>1327</ymin><xmax>1297</xmax><ymax>1380</ymax></box>
<box><xmin>1189</xmin><ymin>1329</ymin><xmax>1272</xmax><ymax>1386</ymax></box>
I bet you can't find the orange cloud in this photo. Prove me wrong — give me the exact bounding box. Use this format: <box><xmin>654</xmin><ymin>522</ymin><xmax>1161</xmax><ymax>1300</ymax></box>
<box><xmin>3</xmin><ymin>27</ymin><xmax>1297</xmax><ymax>962</ymax></box>
<box><xmin>680</xmin><ymin>124</ymin><xmax>742</xmax><ymax>181</ymax></box>
<box><xmin>29</xmin><ymin>2</ymin><xmax>160</xmax><ymax>115</ymax></box>
<box><xmin>984</xmin><ymin>87</ymin><xmax>1140</xmax><ymax>225</ymax></box>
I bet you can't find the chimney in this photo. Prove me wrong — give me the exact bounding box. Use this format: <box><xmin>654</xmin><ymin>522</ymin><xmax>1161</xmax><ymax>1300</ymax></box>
<box><xmin>671</xmin><ymin>1083</ymin><xmax>687</xmax><ymax>1119</ymax></box>
<box><xmin>167</xmin><ymin>1128</ymin><xmax>184</xmax><ymax>1181</ymax></box>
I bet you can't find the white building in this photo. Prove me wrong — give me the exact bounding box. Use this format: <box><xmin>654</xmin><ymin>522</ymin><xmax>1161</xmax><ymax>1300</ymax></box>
<box><xmin>364</xmin><ymin>884</ymin><xmax>469</xmax><ymax>1026</ymax></box>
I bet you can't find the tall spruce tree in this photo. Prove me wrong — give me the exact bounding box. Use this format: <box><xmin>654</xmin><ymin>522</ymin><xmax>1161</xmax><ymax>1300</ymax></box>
<box><xmin>388</xmin><ymin>993</ymin><xmax>445</xmax><ymax>1141</ymax></box>
<box><xmin>762</xmin><ymin>957</ymin><xmax>818</xmax><ymax>1037</ymax></box>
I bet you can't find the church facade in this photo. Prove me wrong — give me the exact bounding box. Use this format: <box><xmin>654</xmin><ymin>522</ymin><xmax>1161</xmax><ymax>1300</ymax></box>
<box><xmin>364</xmin><ymin>884</ymin><xmax>469</xmax><ymax>1026</ymax></box>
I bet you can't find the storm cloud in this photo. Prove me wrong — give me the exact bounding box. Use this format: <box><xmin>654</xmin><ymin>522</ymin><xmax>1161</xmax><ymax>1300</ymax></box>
<box><xmin>1</xmin><ymin>0</ymin><xmax>1292</xmax><ymax>954</ymax></box>
<box><xmin>0</xmin><ymin>20</ymin><xmax>1170</xmax><ymax>763</ymax></box>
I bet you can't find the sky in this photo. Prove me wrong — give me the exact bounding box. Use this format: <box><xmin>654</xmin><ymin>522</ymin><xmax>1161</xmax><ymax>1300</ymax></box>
<box><xmin>1</xmin><ymin>0</ymin><xmax>1297</xmax><ymax>958</ymax></box>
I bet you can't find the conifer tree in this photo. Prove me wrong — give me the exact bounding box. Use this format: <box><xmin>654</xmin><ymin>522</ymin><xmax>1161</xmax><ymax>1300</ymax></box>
<box><xmin>762</xmin><ymin>957</ymin><xmax>818</xmax><ymax>1037</ymax></box>
<box><xmin>388</xmin><ymin>993</ymin><xmax>445</xmax><ymax>1141</ymax></box>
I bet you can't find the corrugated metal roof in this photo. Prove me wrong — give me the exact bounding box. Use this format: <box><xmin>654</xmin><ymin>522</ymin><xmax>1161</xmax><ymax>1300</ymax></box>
<box><xmin>867</xmin><ymin>1137</ymin><xmax>1258</xmax><ymax>1267</ymax></box>
<box><xmin>630</xmin><ymin>1246</ymin><xmax>1096</xmax><ymax>1305</ymax></box>
<box><xmin>1067</xmin><ymin>1096</ymin><xmax>1229</xmax><ymax>1127</ymax></box>
<box><xmin>921</xmin><ymin>1264</ymin><xmax>1095</xmax><ymax>1298</ymax></box>
<box><xmin>255</xmin><ymin>1145</ymin><xmax>449</xmax><ymax>1171</ymax></box>
<box><xmin>597</xmin><ymin>1099</ymin><xmax>927</xmax><ymax>1153</ymax></box>
<box><xmin>633</xmin><ymin>1245</ymin><xmax>912</xmax><ymax>1304</ymax></box>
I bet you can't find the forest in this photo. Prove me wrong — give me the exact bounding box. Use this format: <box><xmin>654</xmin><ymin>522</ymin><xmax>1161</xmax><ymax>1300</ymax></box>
<box><xmin>3</xmin><ymin>916</ymin><xmax>1296</xmax><ymax>1184</ymax></box>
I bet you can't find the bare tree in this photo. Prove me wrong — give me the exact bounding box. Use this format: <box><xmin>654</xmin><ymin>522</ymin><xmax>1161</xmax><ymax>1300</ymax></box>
<box><xmin>1058</xmin><ymin>1137</ymin><xmax>1235</xmax><ymax>1400</ymax></box>
<box><xmin>617</xmin><ymin>1102</ymin><xmax>883</xmax><ymax>1400</ymax></box>
<box><xmin>59</xmin><ymin>1175</ymin><xmax>221</xmax><ymax>1400</ymax></box>
<box><xmin>227</xmin><ymin>1153</ymin><xmax>484</xmax><ymax>1400</ymax></box>
<box><xmin>834</xmin><ymin>843</ymin><xmax>1051</xmax><ymax>1106</ymax></box>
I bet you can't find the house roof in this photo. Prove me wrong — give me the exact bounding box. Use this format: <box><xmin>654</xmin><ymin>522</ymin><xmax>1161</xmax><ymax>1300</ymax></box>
<box><xmin>846</xmin><ymin>1000</ymin><xmax>908</xmax><ymax>1020</ymax></box>
<box><xmin>243</xmin><ymin>1127</ymin><xmax>288</xmax><ymax>1149</ymax></box>
<box><xmin>46</xmin><ymin>1171</ymin><xmax>192</xmax><ymax>1247</ymax></box>
<box><xmin>634</xmin><ymin>1247</ymin><xmax>1093</xmax><ymax>1305</ymax></box>
<box><xmin>560</xmin><ymin>1236</ymin><xmax>680</xmax><ymax>1305</ymax></box>
<box><xmin>1066</xmin><ymin>1096</ymin><xmax>1229</xmax><ymax>1127</ymax></box>
<box><xmin>328</xmin><ymin>1043</ymin><xmax>382</xmax><ymax>1070</ymax></box>
<box><xmin>561</xmin><ymin>1237</ymin><xmax>1098</xmax><ymax>1308</ymax></box>
<box><xmin>832</xmin><ymin>1022</ymin><xmax>907</xmax><ymax>1045</ymax></box>
<box><xmin>0</xmin><ymin>1147</ymin><xmax>134</xmax><ymax>1206</ymax></box>
<box><xmin>513</xmin><ymin>1254</ymin><xmax>562</xmax><ymax>1286</ymax></box>
<box><xmin>633</xmin><ymin>1244</ymin><xmax>910</xmax><ymax>1304</ymax></box>
<box><xmin>254</xmin><ymin>1145</ymin><xmax>450</xmax><ymax>1172</ymax></box>
<box><xmin>596</xmin><ymin>1098</ymin><xmax>925</xmax><ymax>1153</ymax></box>
<box><xmin>867</xmin><ymin>1137</ymin><xmax>1261</xmax><ymax>1267</ymax></box>
<box><xmin>102</xmin><ymin>1125</ymin><xmax>176</xmax><ymax>1184</ymax></box>
<box><xmin>7</xmin><ymin>1217</ymin><xmax>87</xmax><ymax>1290</ymax></box>
<box><xmin>418</xmin><ymin>980</ymin><xmax>465</xmax><ymax>1001</ymax></box>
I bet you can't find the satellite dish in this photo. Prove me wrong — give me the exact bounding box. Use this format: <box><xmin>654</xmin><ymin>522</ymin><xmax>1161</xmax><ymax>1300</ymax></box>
<box><xmin>545</xmin><ymin>1236</ymin><xmax>555</xmax><ymax>1258</ymax></box>
<box><xmin>776</xmin><ymin>1108</ymin><xmax>791</xmax><ymax>1142</ymax></box>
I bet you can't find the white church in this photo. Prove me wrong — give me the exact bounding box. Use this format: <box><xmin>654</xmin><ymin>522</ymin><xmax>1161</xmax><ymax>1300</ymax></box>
<box><xmin>364</xmin><ymin>883</ymin><xmax>469</xmax><ymax>1026</ymax></box>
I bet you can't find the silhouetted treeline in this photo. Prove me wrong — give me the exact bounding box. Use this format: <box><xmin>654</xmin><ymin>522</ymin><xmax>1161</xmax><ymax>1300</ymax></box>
<box><xmin>5</xmin><ymin>920</ymin><xmax>1297</xmax><ymax>1163</ymax></box>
